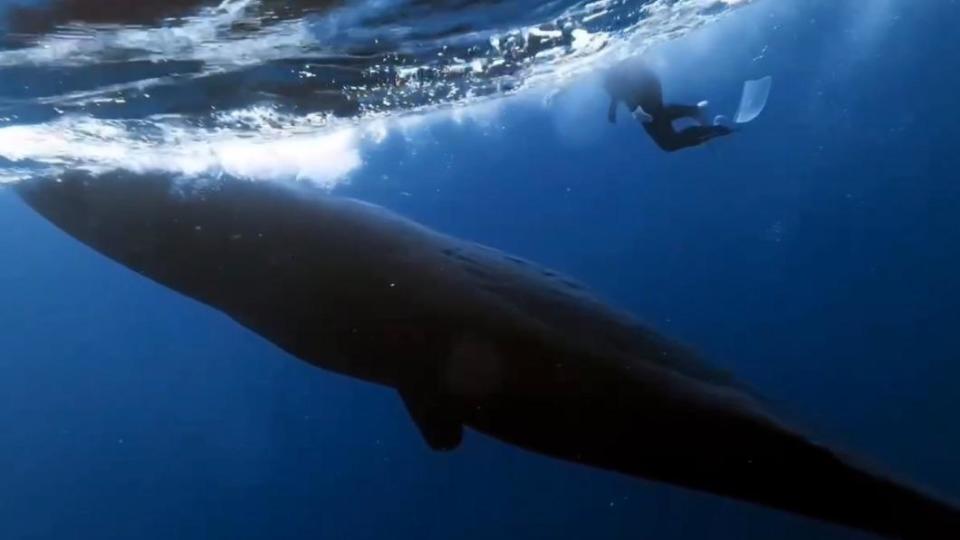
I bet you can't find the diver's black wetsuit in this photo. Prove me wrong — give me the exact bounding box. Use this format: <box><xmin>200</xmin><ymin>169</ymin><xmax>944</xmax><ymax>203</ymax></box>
<box><xmin>605</xmin><ymin>58</ymin><xmax>732</xmax><ymax>152</ymax></box>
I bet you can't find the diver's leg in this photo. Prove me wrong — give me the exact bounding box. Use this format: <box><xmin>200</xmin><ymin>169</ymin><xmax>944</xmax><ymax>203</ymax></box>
<box><xmin>663</xmin><ymin>104</ymin><xmax>700</xmax><ymax>120</ymax></box>
<box><xmin>632</xmin><ymin>105</ymin><xmax>654</xmax><ymax>124</ymax></box>
<box><xmin>651</xmin><ymin>124</ymin><xmax>733</xmax><ymax>152</ymax></box>
<box><xmin>664</xmin><ymin>102</ymin><xmax>710</xmax><ymax>124</ymax></box>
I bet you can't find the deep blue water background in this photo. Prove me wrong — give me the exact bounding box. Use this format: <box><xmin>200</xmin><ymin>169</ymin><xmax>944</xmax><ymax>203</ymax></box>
<box><xmin>1</xmin><ymin>1</ymin><xmax>959</xmax><ymax>538</ymax></box>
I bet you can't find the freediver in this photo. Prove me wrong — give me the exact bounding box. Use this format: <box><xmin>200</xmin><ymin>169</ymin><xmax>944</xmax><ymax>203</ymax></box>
<box><xmin>605</xmin><ymin>56</ymin><xmax>733</xmax><ymax>152</ymax></box>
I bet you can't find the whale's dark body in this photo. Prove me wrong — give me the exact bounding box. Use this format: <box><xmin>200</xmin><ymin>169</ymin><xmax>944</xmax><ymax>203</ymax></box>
<box><xmin>16</xmin><ymin>172</ymin><xmax>960</xmax><ymax>539</ymax></box>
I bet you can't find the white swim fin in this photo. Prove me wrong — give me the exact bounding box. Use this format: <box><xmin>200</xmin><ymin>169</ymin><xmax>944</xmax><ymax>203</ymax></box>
<box><xmin>734</xmin><ymin>76</ymin><xmax>772</xmax><ymax>124</ymax></box>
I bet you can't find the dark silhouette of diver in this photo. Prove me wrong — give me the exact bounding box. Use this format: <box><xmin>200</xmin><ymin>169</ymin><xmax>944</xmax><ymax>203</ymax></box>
<box><xmin>605</xmin><ymin>57</ymin><xmax>733</xmax><ymax>152</ymax></box>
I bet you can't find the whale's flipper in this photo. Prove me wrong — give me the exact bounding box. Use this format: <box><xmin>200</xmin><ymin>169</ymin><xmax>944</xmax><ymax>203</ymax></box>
<box><xmin>734</xmin><ymin>75</ymin><xmax>772</xmax><ymax>124</ymax></box>
<box><xmin>399</xmin><ymin>387</ymin><xmax>463</xmax><ymax>451</ymax></box>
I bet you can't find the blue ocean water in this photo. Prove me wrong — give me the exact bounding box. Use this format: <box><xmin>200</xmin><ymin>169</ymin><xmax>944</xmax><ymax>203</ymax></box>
<box><xmin>0</xmin><ymin>0</ymin><xmax>958</xmax><ymax>538</ymax></box>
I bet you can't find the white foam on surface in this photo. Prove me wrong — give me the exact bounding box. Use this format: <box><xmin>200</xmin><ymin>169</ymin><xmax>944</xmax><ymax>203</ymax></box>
<box><xmin>0</xmin><ymin>0</ymin><xmax>756</xmax><ymax>186</ymax></box>
<box><xmin>0</xmin><ymin>111</ymin><xmax>367</xmax><ymax>187</ymax></box>
<box><xmin>0</xmin><ymin>0</ymin><xmax>316</xmax><ymax>68</ymax></box>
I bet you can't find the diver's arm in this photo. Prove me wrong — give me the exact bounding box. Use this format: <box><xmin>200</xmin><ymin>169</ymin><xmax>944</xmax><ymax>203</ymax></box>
<box><xmin>608</xmin><ymin>98</ymin><xmax>618</xmax><ymax>123</ymax></box>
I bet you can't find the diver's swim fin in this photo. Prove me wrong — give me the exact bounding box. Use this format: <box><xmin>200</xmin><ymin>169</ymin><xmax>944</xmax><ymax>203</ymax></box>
<box><xmin>734</xmin><ymin>76</ymin><xmax>773</xmax><ymax>124</ymax></box>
